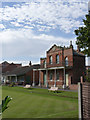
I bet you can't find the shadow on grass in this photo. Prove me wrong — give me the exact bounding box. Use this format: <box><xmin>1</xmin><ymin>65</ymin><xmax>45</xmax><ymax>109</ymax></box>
<box><xmin>27</xmin><ymin>88</ymin><xmax>35</xmax><ymax>90</ymax></box>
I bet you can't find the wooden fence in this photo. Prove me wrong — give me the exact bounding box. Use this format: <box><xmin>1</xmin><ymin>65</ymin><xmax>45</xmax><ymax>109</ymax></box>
<box><xmin>78</xmin><ymin>82</ymin><xmax>90</xmax><ymax>119</ymax></box>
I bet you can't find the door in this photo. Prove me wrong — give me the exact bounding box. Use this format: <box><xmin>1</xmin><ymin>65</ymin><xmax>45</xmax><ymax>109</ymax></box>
<box><xmin>43</xmin><ymin>72</ymin><xmax>46</xmax><ymax>85</ymax></box>
<box><xmin>66</xmin><ymin>74</ymin><xmax>69</xmax><ymax>86</ymax></box>
<box><xmin>26</xmin><ymin>76</ymin><xmax>31</xmax><ymax>84</ymax></box>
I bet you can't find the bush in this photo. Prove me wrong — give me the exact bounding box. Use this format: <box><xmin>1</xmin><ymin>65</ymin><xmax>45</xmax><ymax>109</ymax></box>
<box><xmin>9</xmin><ymin>82</ymin><xmax>15</xmax><ymax>87</ymax></box>
<box><xmin>0</xmin><ymin>96</ymin><xmax>12</xmax><ymax>113</ymax></box>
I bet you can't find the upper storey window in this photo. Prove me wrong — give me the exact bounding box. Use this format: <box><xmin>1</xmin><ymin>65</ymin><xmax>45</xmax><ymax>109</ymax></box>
<box><xmin>56</xmin><ymin>54</ymin><xmax>59</xmax><ymax>64</ymax></box>
<box><xmin>43</xmin><ymin>60</ymin><xmax>46</xmax><ymax>68</ymax></box>
<box><xmin>49</xmin><ymin>56</ymin><xmax>52</xmax><ymax>64</ymax></box>
<box><xmin>65</xmin><ymin>57</ymin><xmax>68</xmax><ymax>66</ymax></box>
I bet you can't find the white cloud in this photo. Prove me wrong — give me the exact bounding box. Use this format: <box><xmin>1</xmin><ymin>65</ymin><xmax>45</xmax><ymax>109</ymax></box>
<box><xmin>0</xmin><ymin>24</ymin><xmax>5</xmax><ymax>29</ymax></box>
<box><xmin>0</xmin><ymin>0</ymin><xmax>88</xmax><ymax>64</ymax></box>
<box><xmin>10</xmin><ymin>22</ymin><xmax>22</xmax><ymax>27</ymax></box>
<box><xmin>0</xmin><ymin>28</ymin><xmax>74</xmax><ymax>44</ymax></box>
<box><xmin>1</xmin><ymin>28</ymin><xmax>75</xmax><ymax>61</ymax></box>
<box><xmin>24</xmin><ymin>26</ymin><xmax>34</xmax><ymax>29</ymax></box>
<box><xmin>1</xmin><ymin>0</ymin><xmax>88</xmax><ymax>33</ymax></box>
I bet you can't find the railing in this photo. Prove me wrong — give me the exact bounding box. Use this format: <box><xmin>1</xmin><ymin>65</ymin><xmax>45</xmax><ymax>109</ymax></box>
<box><xmin>40</xmin><ymin>61</ymin><xmax>73</xmax><ymax>69</ymax></box>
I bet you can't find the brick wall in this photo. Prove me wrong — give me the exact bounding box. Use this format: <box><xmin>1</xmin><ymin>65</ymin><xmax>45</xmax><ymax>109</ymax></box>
<box><xmin>69</xmin><ymin>84</ymin><xmax>78</xmax><ymax>90</ymax></box>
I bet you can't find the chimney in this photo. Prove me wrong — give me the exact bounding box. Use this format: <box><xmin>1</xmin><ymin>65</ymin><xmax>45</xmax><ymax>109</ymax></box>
<box><xmin>29</xmin><ymin>61</ymin><xmax>32</xmax><ymax>66</ymax></box>
<box><xmin>77</xmin><ymin>45</ymin><xmax>80</xmax><ymax>52</ymax></box>
<box><xmin>70</xmin><ymin>41</ymin><xmax>73</xmax><ymax>48</ymax></box>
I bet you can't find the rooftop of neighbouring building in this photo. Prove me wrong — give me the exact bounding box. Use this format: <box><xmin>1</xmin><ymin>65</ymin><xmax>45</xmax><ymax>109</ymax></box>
<box><xmin>4</xmin><ymin>64</ymin><xmax>40</xmax><ymax>76</ymax></box>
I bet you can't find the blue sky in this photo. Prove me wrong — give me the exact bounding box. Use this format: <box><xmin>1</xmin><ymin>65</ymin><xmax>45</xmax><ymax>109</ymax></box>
<box><xmin>0</xmin><ymin>0</ymin><xmax>90</xmax><ymax>65</ymax></box>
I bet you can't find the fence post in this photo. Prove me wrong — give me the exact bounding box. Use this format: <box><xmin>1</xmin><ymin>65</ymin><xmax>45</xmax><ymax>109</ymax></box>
<box><xmin>78</xmin><ymin>82</ymin><xmax>83</xmax><ymax>120</ymax></box>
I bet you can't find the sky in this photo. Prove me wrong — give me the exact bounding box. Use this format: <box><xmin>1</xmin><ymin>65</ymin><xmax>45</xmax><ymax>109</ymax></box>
<box><xmin>0</xmin><ymin>0</ymin><xmax>90</xmax><ymax>66</ymax></box>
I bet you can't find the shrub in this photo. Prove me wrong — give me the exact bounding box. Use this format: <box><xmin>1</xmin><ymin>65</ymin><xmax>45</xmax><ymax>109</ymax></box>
<box><xmin>0</xmin><ymin>96</ymin><xmax>12</xmax><ymax>113</ymax></box>
<box><xmin>9</xmin><ymin>82</ymin><xmax>15</xmax><ymax>87</ymax></box>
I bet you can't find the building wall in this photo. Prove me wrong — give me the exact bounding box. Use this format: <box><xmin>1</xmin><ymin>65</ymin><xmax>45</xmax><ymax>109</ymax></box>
<box><xmin>40</xmin><ymin>70</ymin><xmax>44</xmax><ymax>85</ymax></box>
<box><xmin>40</xmin><ymin>47</ymin><xmax>73</xmax><ymax>68</ymax></box>
<box><xmin>64</xmin><ymin>47</ymin><xmax>73</xmax><ymax>66</ymax></box>
<box><xmin>40</xmin><ymin>45</ymin><xmax>85</xmax><ymax>89</ymax></box>
<box><xmin>25</xmin><ymin>70</ymin><xmax>39</xmax><ymax>85</ymax></box>
<box><xmin>25</xmin><ymin>70</ymin><xmax>33</xmax><ymax>85</ymax></box>
<box><xmin>73</xmin><ymin>55</ymin><xmax>85</xmax><ymax>84</ymax></box>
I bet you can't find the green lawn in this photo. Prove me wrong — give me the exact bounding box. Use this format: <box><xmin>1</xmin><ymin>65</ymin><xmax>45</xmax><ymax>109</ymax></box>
<box><xmin>2</xmin><ymin>86</ymin><xmax>78</xmax><ymax>118</ymax></box>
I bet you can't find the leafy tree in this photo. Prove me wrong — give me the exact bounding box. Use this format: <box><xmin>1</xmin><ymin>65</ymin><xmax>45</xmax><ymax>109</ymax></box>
<box><xmin>74</xmin><ymin>13</ymin><xmax>90</xmax><ymax>56</ymax></box>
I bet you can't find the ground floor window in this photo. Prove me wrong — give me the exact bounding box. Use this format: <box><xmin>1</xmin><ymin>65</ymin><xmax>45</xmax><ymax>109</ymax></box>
<box><xmin>56</xmin><ymin>72</ymin><xmax>59</xmax><ymax>80</ymax></box>
<box><xmin>49</xmin><ymin>72</ymin><xmax>53</xmax><ymax>80</ymax></box>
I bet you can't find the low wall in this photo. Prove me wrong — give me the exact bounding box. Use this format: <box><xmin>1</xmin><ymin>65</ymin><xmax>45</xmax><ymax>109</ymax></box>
<box><xmin>69</xmin><ymin>84</ymin><xmax>78</xmax><ymax>90</ymax></box>
<box><xmin>82</xmin><ymin>82</ymin><xmax>90</xmax><ymax>118</ymax></box>
<box><xmin>78</xmin><ymin>82</ymin><xmax>90</xmax><ymax>119</ymax></box>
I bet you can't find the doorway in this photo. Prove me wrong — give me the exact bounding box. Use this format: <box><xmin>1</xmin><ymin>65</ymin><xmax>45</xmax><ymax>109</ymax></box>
<box><xmin>43</xmin><ymin>72</ymin><xmax>46</xmax><ymax>85</ymax></box>
<box><xmin>66</xmin><ymin>74</ymin><xmax>69</xmax><ymax>86</ymax></box>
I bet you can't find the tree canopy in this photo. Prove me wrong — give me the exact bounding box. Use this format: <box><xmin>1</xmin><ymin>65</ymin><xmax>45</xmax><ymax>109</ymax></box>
<box><xmin>74</xmin><ymin>14</ymin><xmax>90</xmax><ymax>56</ymax></box>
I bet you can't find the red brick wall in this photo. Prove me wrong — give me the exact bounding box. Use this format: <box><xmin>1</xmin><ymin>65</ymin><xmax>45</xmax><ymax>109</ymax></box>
<box><xmin>40</xmin><ymin>70</ymin><xmax>44</xmax><ymax>85</ymax></box>
<box><xmin>64</xmin><ymin>48</ymin><xmax>73</xmax><ymax>66</ymax></box>
<box><xmin>40</xmin><ymin>58</ymin><xmax>46</xmax><ymax>64</ymax></box>
<box><xmin>34</xmin><ymin>70</ymin><xmax>39</xmax><ymax>85</ymax></box>
<box><xmin>69</xmin><ymin>84</ymin><xmax>78</xmax><ymax>90</ymax></box>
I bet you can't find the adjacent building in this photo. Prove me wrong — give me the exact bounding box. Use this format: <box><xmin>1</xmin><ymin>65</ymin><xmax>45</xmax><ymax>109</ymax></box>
<box><xmin>0</xmin><ymin>62</ymin><xmax>22</xmax><ymax>83</ymax></box>
<box><xmin>3</xmin><ymin>63</ymin><xmax>40</xmax><ymax>86</ymax></box>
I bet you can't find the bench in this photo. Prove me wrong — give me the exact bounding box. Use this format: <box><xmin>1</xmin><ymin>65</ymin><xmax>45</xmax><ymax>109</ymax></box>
<box><xmin>24</xmin><ymin>84</ymin><xmax>31</xmax><ymax>88</ymax></box>
<box><xmin>48</xmin><ymin>87</ymin><xmax>58</xmax><ymax>92</ymax></box>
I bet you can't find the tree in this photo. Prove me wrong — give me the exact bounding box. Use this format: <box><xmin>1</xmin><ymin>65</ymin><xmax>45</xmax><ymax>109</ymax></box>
<box><xmin>74</xmin><ymin>13</ymin><xmax>90</xmax><ymax>56</ymax></box>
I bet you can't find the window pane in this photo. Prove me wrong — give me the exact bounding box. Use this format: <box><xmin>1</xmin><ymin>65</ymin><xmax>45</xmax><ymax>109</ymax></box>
<box><xmin>49</xmin><ymin>73</ymin><xmax>53</xmax><ymax>80</ymax></box>
<box><xmin>49</xmin><ymin>56</ymin><xmax>52</xmax><ymax>64</ymax></box>
<box><xmin>56</xmin><ymin>55</ymin><xmax>59</xmax><ymax>64</ymax></box>
<box><xmin>43</xmin><ymin>60</ymin><xmax>46</xmax><ymax>68</ymax></box>
<box><xmin>56</xmin><ymin>72</ymin><xmax>59</xmax><ymax>80</ymax></box>
<box><xmin>65</xmin><ymin>57</ymin><xmax>68</xmax><ymax>66</ymax></box>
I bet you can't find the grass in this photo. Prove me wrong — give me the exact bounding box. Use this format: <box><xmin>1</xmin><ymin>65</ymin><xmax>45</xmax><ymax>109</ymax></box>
<box><xmin>2</xmin><ymin>86</ymin><xmax>78</xmax><ymax>118</ymax></box>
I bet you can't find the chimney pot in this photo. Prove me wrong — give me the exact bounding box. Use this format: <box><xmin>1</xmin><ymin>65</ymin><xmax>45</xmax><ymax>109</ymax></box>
<box><xmin>77</xmin><ymin>45</ymin><xmax>80</xmax><ymax>52</ymax></box>
<box><xmin>29</xmin><ymin>61</ymin><xmax>32</xmax><ymax>66</ymax></box>
<box><xmin>70</xmin><ymin>41</ymin><xmax>73</xmax><ymax>48</ymax></box>
<box><xmin>70</xmin><ymin>41</ymin><xmax>72</xmax><ymax>46</ymax></box>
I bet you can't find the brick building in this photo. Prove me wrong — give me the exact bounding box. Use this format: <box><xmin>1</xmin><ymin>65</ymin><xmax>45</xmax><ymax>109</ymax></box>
<box><xmin>0</xmin><ymin>61</ymin><xmax>22</xmax><ymax>83</ymax></box>
<box><xmin>38</xmin><ymin>41</ymin><xmax>86</xmax><ymax>89</ymax></box>
<box><xmin>4</xmin><ymin>64</ymin><xmax>40</xmax><ymax>85</ymax></box>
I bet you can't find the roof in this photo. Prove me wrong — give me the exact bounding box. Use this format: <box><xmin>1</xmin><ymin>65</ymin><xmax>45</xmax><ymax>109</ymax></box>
<box><xmin>47</xmin><ymin>44</ymin><xmax>63</xmax><ymax>53</ymax></box>
<box><xmin>45</xmin><ymin>44</ymin><xmax>85</xmax><ymax>57</ymax></box>
<box><xmin>0</xmin><ymin>61</ymin><xmax>9</xmax><ymax>69</ymax></box>
<box><xmin>5</xmin><ymin>64</ymin><xmax>40</xmax><ymax>76</ymax></box>
<box><xmin>2</xmin><ymin>63</ymin><xmax>22</xmax><ymax>73</ymax></box>
<box><xmin>73</xmin><ymin>50</ymin><xmax>85</xmax><ymax>56</ymax></box>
